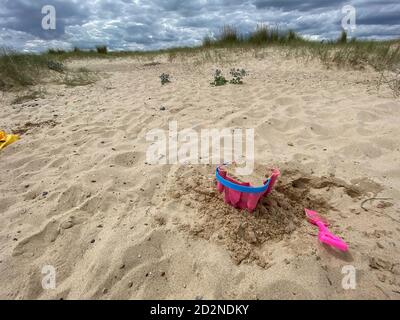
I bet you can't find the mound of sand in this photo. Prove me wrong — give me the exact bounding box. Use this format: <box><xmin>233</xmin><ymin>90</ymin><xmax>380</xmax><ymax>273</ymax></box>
<box><xmin>171</xmin><ymin>164</ymin><xmax>375</xmax><ymax>267</ymax></box>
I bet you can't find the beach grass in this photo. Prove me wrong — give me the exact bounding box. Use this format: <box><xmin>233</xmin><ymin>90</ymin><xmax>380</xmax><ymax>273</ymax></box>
<box><xmin>0</xmin><ymin>49</ymin><xmax>99</xmax><ymax>90</ymax></box>
<box><xmin>0</xmin><ymin>49</ymin><xmax>53</xmax><ymax>89</ymax></box>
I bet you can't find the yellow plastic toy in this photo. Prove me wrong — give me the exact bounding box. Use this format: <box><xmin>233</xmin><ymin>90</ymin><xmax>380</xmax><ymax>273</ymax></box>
<box><xmin>0</xmin><ymin>131</ymin><xmax>20</xmax><ymax>151</ymax></box>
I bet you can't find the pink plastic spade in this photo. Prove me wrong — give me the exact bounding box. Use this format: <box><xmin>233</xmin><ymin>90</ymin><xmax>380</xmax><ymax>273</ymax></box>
<box><xmin>216</xmin><ymin>166</ymin><xmax>280</xmax><ymax>212</ymax></box>
<box><xmin>305</xmin><ymin>208</ymin><xmax>348</xmax><ymax>252</ymax></box>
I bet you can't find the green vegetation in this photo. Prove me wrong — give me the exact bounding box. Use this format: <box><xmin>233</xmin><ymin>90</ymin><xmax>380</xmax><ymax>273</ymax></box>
<box><xmin>205</xmin><ymin>24</ymin><xmax>305</xmax><ymax>47</ymax></box>
<box><xmin>0</xmin><ymin>49</ymin><xmax>57</xmax><ymax>89</ymax></box>
<box><xmin>96</xmin><ymin>45</ymin><xmax>108</xmax><ymax>54</ymax></box>
<box><xmin>0</xmin><ymin>48</ymin><xmax>99</xmax><ymax>90</ymax></box>
<box><xmin>211</xmin><ymin>68</ymin><xmax>248</xmax><ymax>86</ymax></box>
<box><xmin>48</xmin><ymin>48</ymin><xmax>66</xmax><ymax>55</ymax></box>
<box><xmin>218</xmin><ymin>25</ymin><xmax>241</xmax><ymax>44</ymax></box>
<box><xmin>229</xmin><ymin>68</ymin><xmax>248</xmax><ymax>84</ymax></box>
<box><xmin>160</xmin><ymin>73</ymin><xmax>171</xmax><ymax>85</ymax></box>
<box><xmin>210</xmin><ymin>69</ymin><xmax>228</xmax><ymax>86</ymax></box>
<box><xmin>47</xmin><ymin>60</ymin><xmax>65</xmax><ymax>72</ymax></box>
<box><xmin>338</xmin><ymin>30</ymin><xmax>348</xmax><ymax>44</ymax></box>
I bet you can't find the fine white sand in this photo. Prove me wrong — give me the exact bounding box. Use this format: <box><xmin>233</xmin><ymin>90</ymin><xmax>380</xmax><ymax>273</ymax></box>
<box><xmin>0</xmin><ymin>49</ymin><xmax>399</xmax><ymax>299</ymax></box>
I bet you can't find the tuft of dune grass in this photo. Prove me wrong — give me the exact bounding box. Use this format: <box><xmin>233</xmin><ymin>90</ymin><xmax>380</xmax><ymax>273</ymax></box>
<box><xmin>0</xmin><ymin>49</ymin><xmax>52</xmax><ymax>89</ymax></box>
<box><xmin>0</xmin><ymin>48</ymin><xmax>99</xmax><ymax>91</ymax></box>
<box><xmin>96</xmin><ymin>45</ymin><xmax>108</xmax><ymax>54</ymax></box>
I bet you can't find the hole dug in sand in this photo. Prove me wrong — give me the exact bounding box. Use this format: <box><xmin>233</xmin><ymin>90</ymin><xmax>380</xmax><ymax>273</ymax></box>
<box><xmin>173</xmin><ymin>165</ymin><xmax>369</xmax><ymax>268</ymax></box>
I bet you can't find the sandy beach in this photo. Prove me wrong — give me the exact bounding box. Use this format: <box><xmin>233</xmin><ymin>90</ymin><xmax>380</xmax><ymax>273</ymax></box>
<box><xmin>0</xmin><ymin>49</ymin><xmax>399</xmax><ymax>299</ymax></box>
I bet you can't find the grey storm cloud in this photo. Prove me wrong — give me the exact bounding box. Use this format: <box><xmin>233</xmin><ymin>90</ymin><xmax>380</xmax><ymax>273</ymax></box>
<box><xmin>0</xmin><ymin>0</ymin><xmax>90</xmax><ymax>39</ymax></box>
<box><xmin>253</xmin><ymin>0</ymin><xmax>346</xmax><ymax>11</ymax></box>
<box><xmin>0</xmin><ymin>0</ymin><xmax>398</xmax><ymax>52</ymax></box>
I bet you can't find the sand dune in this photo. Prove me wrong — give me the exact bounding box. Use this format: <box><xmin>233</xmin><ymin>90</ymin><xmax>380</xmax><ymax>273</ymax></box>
<box><xmin>0</xmin><ymin>49</ymin><xmax>399</xmax><ymax>299</ymax></box>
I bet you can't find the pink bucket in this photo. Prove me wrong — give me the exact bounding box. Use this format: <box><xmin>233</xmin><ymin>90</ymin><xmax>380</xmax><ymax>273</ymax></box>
<box><xmin>216</xmin><ymin>166</ymin><xmax>280</xmax><ymax>212</ymax></box>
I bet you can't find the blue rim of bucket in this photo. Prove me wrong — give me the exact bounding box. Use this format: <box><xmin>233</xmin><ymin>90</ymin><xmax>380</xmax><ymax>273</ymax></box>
<box><xmin>216</xmin><ymin>167</ymin><xmax>270</xmax><ymax>194</ymax></box>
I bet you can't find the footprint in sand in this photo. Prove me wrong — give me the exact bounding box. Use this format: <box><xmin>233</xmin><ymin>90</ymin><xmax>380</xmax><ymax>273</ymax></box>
<box><xmin>257</xmin><ymin>280</ymin><xmax>313</xmax><ymax>299</ymax></box>
<box><xmin>274</xmin><ymin>96</ymin><xmax>298</xmax><ymax>106</ymax></box>
<box><xmin>113</xmin><ymin>151</ymin><xmax>142</xmax><ymax>167</ymax></box>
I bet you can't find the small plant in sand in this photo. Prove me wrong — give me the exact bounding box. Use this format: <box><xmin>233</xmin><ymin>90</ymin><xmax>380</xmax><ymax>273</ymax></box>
<box><xmin>47</xmin><ymin>60</ymin><xmax>65</xmax><ymax>73</ymax></box>
<box><xmin>160</xmin><ymin>73</ymin><xmax>171</xmax><ymax>85</ymax></box>
<box><xmin>229</xmin><ymin>68</ymin><xmax>248</xmax><ymax>84</ymax></box>
<box><xmin>210</xmin><ymin>69</ymin><xmax>228</xmax><ymax>86</ymax></box>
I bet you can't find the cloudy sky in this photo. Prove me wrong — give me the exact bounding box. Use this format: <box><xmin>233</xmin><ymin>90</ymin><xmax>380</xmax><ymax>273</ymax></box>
<box><xmin>0</xmin><ymin>0</ymin><xmax>399</xmax><ymax>52</ymax></box>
